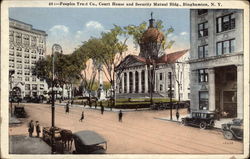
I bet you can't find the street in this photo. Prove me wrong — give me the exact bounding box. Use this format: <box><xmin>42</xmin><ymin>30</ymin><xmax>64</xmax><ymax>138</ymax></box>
<box><xmin>9</xmin><ymin>103</ymin><xmax>243</xmax><ymax>154</ymax></box>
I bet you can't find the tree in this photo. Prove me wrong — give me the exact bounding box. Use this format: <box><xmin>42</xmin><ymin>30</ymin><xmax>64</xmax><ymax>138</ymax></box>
<box><xmin>33</xmin><ymin>51</ymin><xmax>87</xmax><ymax>99</ymax></box>
<box><xmin>99</xmin><ymin>26</ymin><xmax>129</xmax><ymax>108</ymax></box>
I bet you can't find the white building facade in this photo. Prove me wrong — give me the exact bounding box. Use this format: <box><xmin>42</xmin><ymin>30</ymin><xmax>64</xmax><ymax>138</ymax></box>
<box><xmin>189</xmin><ymin>9</ymin><xmax>243</xmax><ymax>118</ymax></box>
<box><xmin>9</xmin><ymin>18</ymin><xmax>48</xmax><ymax>98</ymax></box>
<box><xmin>116</xmin><ymin>50</ymin><xmax>190</xmax><ymax>101</ymax></box>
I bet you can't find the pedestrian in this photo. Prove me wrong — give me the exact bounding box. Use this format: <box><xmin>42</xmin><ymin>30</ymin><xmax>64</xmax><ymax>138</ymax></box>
<box><xmin>71</xmin><ymin>100</ymin><xmax>74</xmax><ymax>105</ymax></box>
<box><xmin>118</xmin><ymin>110</ymin><xmax>123</xmax><ymax>122</ymax></box>
<box><xmin>79</xmin><ymin>111</ymin><xmax>84</xmax><ymax>122</ymax></box>
<box><xmin>65</xmin><ymin>102</ymin><xmax>69</xmax><ymax>113</ymax></box>
<box><xmin>101</xmin><ymin>102</ymin><xmax>104</xmax><ymax>115</ymax></box>
<box><xmin>28</xmin><ymin>120</ymin><xmax>34</xmax><ymax>137</ymax></box>
<box><xmin>215</xmin><ymin>108</ymin><xmax>220</xmax><ymax>120</ymax></box>
<box><xmin>35</xmin><ymin>121</ymin><xmax>41</xmax><ymax>137</ymax></box>
<box><xmin>95</xmin><ymin>102</ymin><xmax>97</xmax><ymax>109</ymax></box>
<box><xmin>176</xmin><ymin>111</ymin><xmax>180</xmax><ymax>121</ymax></box>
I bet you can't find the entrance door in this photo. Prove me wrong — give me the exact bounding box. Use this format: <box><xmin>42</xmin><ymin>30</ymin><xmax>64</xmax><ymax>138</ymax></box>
<box><xmin>223</xmin><ymin>91</ymin><xmax>237</xmax><ymax>118</ymax></box>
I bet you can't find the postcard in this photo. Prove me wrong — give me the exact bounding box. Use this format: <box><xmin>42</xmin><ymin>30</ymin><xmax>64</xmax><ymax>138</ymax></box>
<box><xmin>1</xmin><ymin>0</ymin><xmax>249</xmax><ymax>159</ymax></box>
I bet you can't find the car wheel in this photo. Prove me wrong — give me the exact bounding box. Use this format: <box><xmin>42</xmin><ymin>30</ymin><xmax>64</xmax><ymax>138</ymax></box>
<box><xmin>223</xmin><ymin>131</ymin><xmax>234</xmax><ymax>140</ymax></box>
<box><xmin>200</xmin><ymin>122</ymin><xmax>207</xmax><ymax>129</ymax></box>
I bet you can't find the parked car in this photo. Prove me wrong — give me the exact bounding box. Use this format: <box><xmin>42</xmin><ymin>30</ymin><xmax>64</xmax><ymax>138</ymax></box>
<box><xmin>181</xmin><ymin>110</ymin><xmax>215</xmax><ymax>129</ymax></box>
<box><xmin>14</xmin><ymin>105</ymin><xmax>27</xmax><ymax>118</ymax></box>
<box><xmin>221</xmin><ymin>119</ymin><xmax>243</xmax><ymax>140</ymax></box>
<box><xmin>73</xmin><ymin>130</ymin><xmax>107</xmax><ymax>154</ymax></box>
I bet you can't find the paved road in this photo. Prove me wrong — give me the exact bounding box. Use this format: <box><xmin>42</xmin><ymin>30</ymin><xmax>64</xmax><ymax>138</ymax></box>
<box><xmin>9</xmin><ymin>103</ymin><xmax>243</xmax><ymax>154</ymax></box>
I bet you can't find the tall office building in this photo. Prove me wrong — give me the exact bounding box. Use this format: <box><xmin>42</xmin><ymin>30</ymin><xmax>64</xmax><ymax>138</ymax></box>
<box><xmin>189</xmin><ymin>9</ymin><xmax>243</xmax><ymax>118</ymax></box>
<box><xmin>9</xmin><ymin>18</ymin><xmax>48</xmax><ymax>98</ymax></box>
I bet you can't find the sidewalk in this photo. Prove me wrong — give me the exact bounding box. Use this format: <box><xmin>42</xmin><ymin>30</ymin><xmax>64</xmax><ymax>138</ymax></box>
<box><xmin>9</xmin><ymin>114</ymin><xmax>22</xmax><ymax>125</ymax></box>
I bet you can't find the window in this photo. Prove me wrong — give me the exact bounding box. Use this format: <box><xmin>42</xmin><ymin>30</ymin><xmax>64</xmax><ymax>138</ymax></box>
<box><xmin>16</xmin><ymin>52</ymin><xmax>22</xmax><ymax>57</ymax></box>
<box><xmin>198</xmin><ymin>22</ymin><xmax>208</xmax><ymax>37</ymax></box>
<box><xmin>198</xmin><ymin>69</ymin><xmax>208</xmax><ymax>82</ymax></box>
<box><xmin>16</xmin><ymin>33</ymin><xmax>22</xmax><ymax>44</ymax></box>
<box><xmin>25</xmin><ymin>77</ymin><xmax>30</xmax><ymax>82</ymax></box>
<box><xmin>16</xmin><ymin>58</ymin><xmax>22</xmax><ymax>63</ymax></box>
<box><xmin>198</xmin><ymin>45</ymin><xmax>208</xmax><ymax>58</ymax></box>
<box><xmin>216</xmin><ymin>39</ymin><xmax>235</xmax><ymax>55</ymax></box>
<box><xmin>198</xmin><ymin>9</ymin><xmax>208</xmax><ymax>15</ymax></box>
<box><xmin>9</xmin><ymin>57</ymin><xmax>14</xmax><ymax>62</ymax></box>
<box><xmin>160</xmin><ymin>84</ymin><xmax>163</xmax><ymax>91</ymax></box>
<box><xmin>9</xmin><ymin>31</ymin><xmax>14</xmax><ymax>42</ymax></box>
<box><xmin>9</xmin><ymin>51</ymin><xmax>14</xmax><ymax>56</ymax></box>
<box><xmin>32</xmin><ymin>84</ymin><xmax>37</xmax><ymax>90</ymax></box>
<box><xmin>16</xmin><ymin>47</ymin><xmax>22</xmax><ymax>51</ymax></box>
<box><xmin>31</xmin><ymin>55</ymin><xmax>36</xmax><ymax>59</ymax></box>
<box><xmin>40</xmin><ymin>84</ymin><xmax>44</xmax><ymax>90</ymax></box>
<box><xmin>17</xmin><ymin>70</ymin><xmax>22</xmax><ymax>75</ymax></box>
<box><xmin>168</xmin><ymin>72</ymin><xmax>172</xmax><ymax>79</ymax></box>
<box><xmin>24</xmin><ymin>54</ymin><xmax>30</xmax><ymax>58</ymax></box>
<box><xmin>32</xmin><ymin>77</ymin><xmax>36</xmax><ymax>82</ymax></box>
<box><xmin>24</xmin><ymin>65</ymin><xmax>30</xmax><ymax>69</ymax></box>
<box><xmin>16</xmin><ymin>64</ymin><xmax>22</xmax><ymax>69</ymax></box>
<box><xmin>199</xmin><ymin>91</ymin><xmax>208</xmax><ymax>110</ymax></box>
<box><xmin>31</xmin><ymin>61</ymin><xmax>36</xmax><ymax>64</ymax></box>
<box><xmin>25</xmin><ymin>84</ymin><xmax>30</xmax><ymax>90</ymax></box>
<box><xmin>216</xmin><ymin>14</ymin><xmax>235</xmax><ymax>33</ymax></box>
<box><xmin>25</xmin><ymin>59</ymin><xmax>29</xmax><ymax>64</ymax></box>
<box><xmin>24</xmin><ymin>71</ymin><xmax>30</xmax><ymax>75</ymax></box>
<box><xmin>9</xmin><ymin>63</ymin><xmax>14</xmax><ymax>68</ymax></box>
<box><xmin>159</xmin><ymin>73</ymin><xmax>163</xmax><ymax>80</ymax></box>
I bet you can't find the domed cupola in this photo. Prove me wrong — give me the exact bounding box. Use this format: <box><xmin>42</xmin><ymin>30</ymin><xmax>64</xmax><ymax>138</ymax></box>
<box><xmin>139</xmin><ymin>13</ymin><xmax>165</xmax><ymax>59</ymax></box>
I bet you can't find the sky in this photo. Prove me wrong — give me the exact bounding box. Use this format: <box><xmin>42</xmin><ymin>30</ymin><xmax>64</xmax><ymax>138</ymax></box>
<box><xmin>9</xmin><ymin>8</ymin><xmax>190</xmax><ymax>55</ymax></box>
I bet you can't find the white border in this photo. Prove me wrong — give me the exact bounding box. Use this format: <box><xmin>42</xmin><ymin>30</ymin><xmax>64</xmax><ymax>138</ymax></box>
<box><xmin>1</xmin><ymin>0</ymin><xmax>249</xmax><ymax>159</ymax></box>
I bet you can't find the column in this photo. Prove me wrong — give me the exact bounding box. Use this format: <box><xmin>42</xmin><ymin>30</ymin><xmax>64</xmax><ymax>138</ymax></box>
<box><xmin>126</xmin><ymin>72</ymin><xmax>129</xmax><ymax>94</ymax></box>
<box><xmin>237</xmin><ymin>65</ymin><xmax>243</xmax><ymax>119</ymax></box>
<box><xmin>154</xmin><ymin>72</ymin><xmax>157</xmax><ymax>92</ymax></box>
<box><xmin>138</xmin><ymin>70</ymin><xmax>142</xmax><ymax>93</ymax></box>
<box><xmin>208</xmin><ymin>68</ymin><xmax>215</xmax><ymax>111</ymax></box>
<box><xmin>132</xmin><ymin>71</ymin><xmax>136</xmax><ymax>93</ymax></box>
<box><xmin>121</xmin><ymin>73</ymin><xmax>124</xmax><ymax>93</ymax></box>
<box><xmin>145</xmin><ymin>66</ymin><xmax>148</xmax><ymax>93</ymax></box>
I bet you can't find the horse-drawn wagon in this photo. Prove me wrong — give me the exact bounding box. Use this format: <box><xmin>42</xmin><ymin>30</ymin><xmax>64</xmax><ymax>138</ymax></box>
<box><xmin>42</xmin><ymin>127</ymin><xmax>73</xmax><ymax>153</ymax></box>
<box><xmin>42</xmin><ymin>127</ymin><xmax>107</xmax><ymax>154</ymax></box>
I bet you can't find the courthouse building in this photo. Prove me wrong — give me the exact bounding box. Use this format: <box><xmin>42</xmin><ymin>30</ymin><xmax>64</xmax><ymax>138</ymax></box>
<box><xmin>189</xmin><ymin>9</ymin><xmax>243</xmax><ymax>118</ymax></box>
<box><xmin>115</xmin><ymin>16</ymin><xmax>190</xmax><ymax>101</ymax></box>
<box><xmin>9</xmin><ymin>18</ymin><xmax>48</xmax><ymax>98</ymax></box>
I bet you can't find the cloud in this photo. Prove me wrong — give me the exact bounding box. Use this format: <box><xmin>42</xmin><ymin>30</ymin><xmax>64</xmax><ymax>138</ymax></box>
<box><xmin>49</xmin><ymin>25</ymin><xmax>69</xmax><ymax>33</ymax></box>
<box><xmin>74</xmin><ymin>21</ymin><xmax>106</xmax><ymax>42</ymax></box>
<box><xmin>85</xmin><ymin>21</ymin><xmax>104</xmax><ymax>30</ymax></box>
<box><xmin>180</xmin><ymin>32</ymin><xmax>188</xmax><ymax>36</ymax></box>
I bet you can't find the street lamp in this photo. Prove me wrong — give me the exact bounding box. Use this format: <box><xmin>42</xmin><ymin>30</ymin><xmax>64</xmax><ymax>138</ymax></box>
<box><xmin>51</xmin><ymin>44</ymin><xmax>62</xmax><ymax>154</ymax></box>
<box><xmin>9</xmin><ymin>70</ymin><xmax>15</xmax><ymax>116</ymax></box>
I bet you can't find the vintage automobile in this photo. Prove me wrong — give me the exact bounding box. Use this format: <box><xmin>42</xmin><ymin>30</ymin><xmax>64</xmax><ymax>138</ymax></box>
<box><xmin>73</xmin><ymin>130</ymin><xmax>107</xmax><ymax>154</ymax></box>
<box><xmin>14</xmin><ymin>105</ymin><xmax>27</xmax><ymax>118</ymax></box>
<box><xmin>221</xmin><ymin>119</ymin><xmax>243</xmax><ymax>140</ymax></box>
<box><xmin>181</xmin><ymin>110</ymin><xmax>215</xmax><ymax>129</ymax></box>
